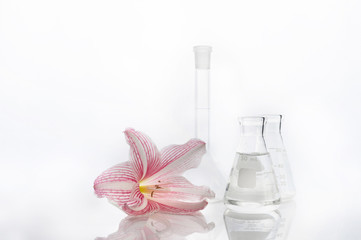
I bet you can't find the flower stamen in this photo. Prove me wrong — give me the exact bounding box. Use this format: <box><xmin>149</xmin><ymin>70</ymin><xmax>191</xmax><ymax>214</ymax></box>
<box><xmin>139</xmin><ymin>183</ymin><xmax>167</xmax><ymax>199</ymax></box>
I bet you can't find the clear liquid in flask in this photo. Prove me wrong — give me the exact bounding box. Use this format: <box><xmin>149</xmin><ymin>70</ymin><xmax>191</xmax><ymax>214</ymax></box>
<box><xmin>225</xmin><ymin>152</ymin><xmax>280</xmax><ymax>212</ymax></box>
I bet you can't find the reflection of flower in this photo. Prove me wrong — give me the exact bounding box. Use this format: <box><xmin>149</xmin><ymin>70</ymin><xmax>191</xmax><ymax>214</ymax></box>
<box><xmin>94</xmin><ymin>128</ymin><xmax>215</xmax><ymax>215</ymax></box>
<box><xmin>96</xmin><ymin>212</ymin><xmax>215</xmax><ymax>240</ymax></box>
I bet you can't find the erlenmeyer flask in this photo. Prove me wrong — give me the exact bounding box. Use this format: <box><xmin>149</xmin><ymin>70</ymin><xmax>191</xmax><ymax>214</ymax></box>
<box><xmin>224</xmin><ymin>117</ymin><xmax>280</xmax><ymax>212</ymax></box>
<box><xmin>224</xmin><ymin>208</ymin><xmax>281</xmax><ymax>240</ymax></box>
<box><xmin>264</xmin><ymin>115</ymin><xmax>295</xmax><ymax>201</ymax></box>
<box><xmin>184</xmin><ymin>46</ymin><xmax>226</xmax><ymax>202</ymax></box>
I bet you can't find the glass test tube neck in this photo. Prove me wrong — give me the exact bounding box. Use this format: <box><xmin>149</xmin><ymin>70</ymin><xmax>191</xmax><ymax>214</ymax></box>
<box><xmin>194</xmin><ymin>46</ymin><xmax>212</xmax><ymax>147</ymax></box>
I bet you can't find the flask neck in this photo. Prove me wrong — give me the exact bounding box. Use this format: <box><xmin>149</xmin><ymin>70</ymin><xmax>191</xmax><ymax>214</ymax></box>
<box><xmin>237</xmin><ymin>117</ymin><xmax>268</xmax><ymax>154</ymax></box>
<box><xmin>241</xmin><ymin>124</ymin><xmax>263</xmax><ymax>136</ymax></box>
<box><xmin>264</xmin><ymin>115</ymin><xmax>284</xmax><ymax>149</ymax></box>
<box><xmin>264</xmin><ymin>115</ymin><xmax>282</xmax><ymax>134</ymax></box>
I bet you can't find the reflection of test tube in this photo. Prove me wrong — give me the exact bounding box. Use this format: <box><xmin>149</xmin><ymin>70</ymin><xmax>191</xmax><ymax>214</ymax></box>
<box><xmin>224</xmin><ymin>209</ymin><xmax>281</xmax><ymax>240</ymax></box>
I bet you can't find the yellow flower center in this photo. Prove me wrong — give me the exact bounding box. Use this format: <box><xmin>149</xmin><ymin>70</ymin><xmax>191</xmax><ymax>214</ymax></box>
<box><xmin>139</xmin><ymin>184</ymin><xmax>149</xmax><ymax>194</ymax></box>
<box><xmin>139</xmin><ymin>182</ymin><xmax>165</xmax><ymax>198</ymax></box>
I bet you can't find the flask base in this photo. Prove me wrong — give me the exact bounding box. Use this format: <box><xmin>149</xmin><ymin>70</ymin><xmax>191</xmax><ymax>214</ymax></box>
<box><xmin>280</xmin><ymin>192</ymin><xmax>296</xmax><ymax>202</ymax></box>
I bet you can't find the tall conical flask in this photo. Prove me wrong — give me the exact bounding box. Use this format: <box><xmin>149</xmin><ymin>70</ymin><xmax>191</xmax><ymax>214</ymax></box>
<box><xmin>224</xmin><ymin>117</ymin><xmax>280</xmax><ymax>212</ymax></box>
<box><xmin>184</xmin><ymin>46</ymin><xmax>226</xmax><ymax>202</ymax></box>
<box><xmin>264</xmin><ymin>115</ymin><xmax>296</xmax><ymax>201</ymax></box>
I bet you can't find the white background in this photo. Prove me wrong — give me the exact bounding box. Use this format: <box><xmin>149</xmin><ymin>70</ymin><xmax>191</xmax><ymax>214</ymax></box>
<box><xmin>1</xmin><ymin>0</ymin><xmax>361</xmax><ymax>239</ymax></box>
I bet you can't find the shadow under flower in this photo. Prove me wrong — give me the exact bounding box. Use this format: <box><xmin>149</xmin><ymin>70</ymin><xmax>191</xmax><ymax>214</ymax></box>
<box><xmin>96</xmin><ymin>212</ymin><xmax>215</xmax><ymax>240</ymax></box>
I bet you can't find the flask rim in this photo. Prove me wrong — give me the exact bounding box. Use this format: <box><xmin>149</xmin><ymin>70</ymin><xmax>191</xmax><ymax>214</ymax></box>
<box><xmin>263</xmin><ymin>114</ymin><xmax>283</xmax><ymax>123</ymax></box>
<box><xmin>238</xmin><ymin>116</ymin><xmax>265</xmax><ymax>126</ymax></box>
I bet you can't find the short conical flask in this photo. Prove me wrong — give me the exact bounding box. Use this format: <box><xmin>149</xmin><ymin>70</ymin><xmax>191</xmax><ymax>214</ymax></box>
<box><xmin>224</xmin><ymin>117</ymin><xmax>280</xmax><ymax>212</ymax></box>
<box><xmin>264</xmin><ymin>115</ymin><xmax>295</xmax><ymax>201</ymax></box>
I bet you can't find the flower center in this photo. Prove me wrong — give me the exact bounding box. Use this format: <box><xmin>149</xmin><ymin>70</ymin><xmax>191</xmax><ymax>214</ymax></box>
<box><xmin>138</xmin><ymin>184</ymin><xmax>149</xmax><ymax>194</ymax></box>
<box><xmin>139</xmin><ymin>183</ymin><xmax>165</xmax><ymax>198</ymax></box>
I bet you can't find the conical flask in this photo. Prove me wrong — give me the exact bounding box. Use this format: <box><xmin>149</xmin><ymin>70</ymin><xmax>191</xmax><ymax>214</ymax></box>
<box><xmin>224</xmin><ymin>208</ymin><xmax>281</xmax><ymax>240</ymax></box>
<box><xmin>184</xmin><ymin>46</ymin><xmax>226</xmax><ymax>202</ymax></box>
<box><xmin>224</xmin><ymin>117</ymin><xmax>280</xmax><ymax>212</ymax></box>
<box><xmin>264</xmin><ymin>115</ymin><xmax>295</xmax><ymax>201</ymax></box>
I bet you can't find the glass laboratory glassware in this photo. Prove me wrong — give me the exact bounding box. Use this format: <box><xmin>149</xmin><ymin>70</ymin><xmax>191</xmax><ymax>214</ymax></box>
<box><xmin>224</xmin><ymin>208</ymin><xmax>281</xmax><ymax>240</ymax></box>
<box><xmin>264</xmin><ymin>115</ymin><xmax>295</xmax><ymax>201</ymax></box>
<box><xmin>274</xmin><ymin>201</ymin><xmax>296</xmax><ymax>240</ymax></box>
<box><xmin>184</xmin><ymin>46</ymin><xmax>226</xmax><ymax>202</ymax></box>
<box><xmin>224</xmin><ymin>117</ymin><xmax>280</xmax><ymax>212</ymax></box>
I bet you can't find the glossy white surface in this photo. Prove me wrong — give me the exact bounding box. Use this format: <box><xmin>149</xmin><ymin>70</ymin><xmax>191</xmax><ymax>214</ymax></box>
<box><xmin>91</xmin><ymin>199</ymin><xmax>361</xmax><ymax>239</ymax></box>
<box><xmin>1</xmin><ymin>0</ymin><xmax>361</xmax><ymax>239</ymax></box>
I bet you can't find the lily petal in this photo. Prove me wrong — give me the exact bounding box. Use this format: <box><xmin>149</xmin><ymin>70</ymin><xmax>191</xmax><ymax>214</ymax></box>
<box><xmin>123</xmin><ymin>198</ymin><xmax>160</xmax><ymax>216</ymax></box>
<box><xmin>94</xmin><ymin>162</ymin><xmax>136</xmax><ymax>206</ymax></box>
<box><xmin>143</xmin><ymin>176</ymin><xmax>215</xmax><ymax>202</ymax></box>
<box><xmin>118</xmin><ymin>184</ymin><xmax>160</xmax><ymax>216</ymax></box>
<box><xmin>126</xmin><ymin>185</ymin><xmax>148</xmax><ymax>211</ymax></box>
<box><xmin>157</xmin><ymin>199</ymin><xmax>209</xmax><ymax>214</ymax></box>
<box><xmin>143</xmin><ymin>139</ymin><xmax>206</xmax><ymax>183</ymax></box>
<box><xmin>124</xmin><ymin>128</ymin><xmax>161</xmax><ymax>181</ymax></box>
<box><xmin>142</xmin><ymin>176</ymin><xmax>213</xmax><ymax>214</ymax></box>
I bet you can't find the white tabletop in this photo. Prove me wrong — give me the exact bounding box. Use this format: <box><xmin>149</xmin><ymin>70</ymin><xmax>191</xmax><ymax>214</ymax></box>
<box><xmin>89</xmin><ymin>197</ymin><xmax>361</xmax><ymax>240</ymax></box>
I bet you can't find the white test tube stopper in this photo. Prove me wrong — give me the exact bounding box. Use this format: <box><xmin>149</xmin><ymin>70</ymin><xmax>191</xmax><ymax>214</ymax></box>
<box><xmin>193</xmin><ymin>45</ymin><xmax>212</xmax><ymax>69</ymax></box>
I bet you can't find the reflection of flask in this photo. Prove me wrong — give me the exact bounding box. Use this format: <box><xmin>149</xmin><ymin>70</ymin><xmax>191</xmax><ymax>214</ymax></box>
<box><xmin>184</xmin><ymin>46</ymin><xmax>226</xmax><ymax>202</ymax></box>
<box><xmin>274</xmin><ymin>201</ymin><xmax>296</xmax><ymax>240</ymax></box>
<box><xmin>224</xmin><ymin>117</ymin><xmax>280</xmax><ymax>212</ymax></box>
<box><xmin>224</xmin><ymin>209</ymin><xmax>281</xmax><ymax>240</ymax></box>
<box><xmin>264</xmin><ymin>115</ymin><xmax>295</xmax><ymax>200</ymax></box>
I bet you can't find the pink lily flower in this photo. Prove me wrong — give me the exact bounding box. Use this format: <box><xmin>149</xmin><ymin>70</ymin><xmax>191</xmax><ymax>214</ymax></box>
<box><xmin>94</xmin><ymin>128</ymin><xmax>215</xmax><ymax>215</ymax></box>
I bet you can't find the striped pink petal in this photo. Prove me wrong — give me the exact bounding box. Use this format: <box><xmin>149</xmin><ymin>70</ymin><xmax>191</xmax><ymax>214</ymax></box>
<box><xmin>94</xmin><ymin>162</ymin><xmax>136</xmax><ymax>206</ymax></box>
<box><xmin>123</xmin><ymin>197</ymin><xmax>160</xmax><ymax>216</ymax></box>
<box><xmin>117</xmin><ymin>184</ymin><xmax>160</xmax><ymax>215</ymax></box>
<box><xmin>94</xmin><ymin>128</ymin><xmax>214</xmax><ymax>216</ymax></box>
<box><xmin>124</xmin><ymin>128</ymin><xmax>161</xmax><ymax>181</ymax></box>
<box><xmin>138</xmin><ymin>176</ymin><xmax>214</xmax><ymax>214</ymax></box>
<box><xmin>157</xmin><ymin>199</ymin><xmax>209</xmax><ymax>214</ymax></box>
<box><xmin>143</xmin><ymin>176</ymin><xmax>214</xmax><ymax>202</ymax></box>
<box><xmin>142</xmin><ymin>139</ymin><xmax>206</xmax><ymax>183</ymax></box>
